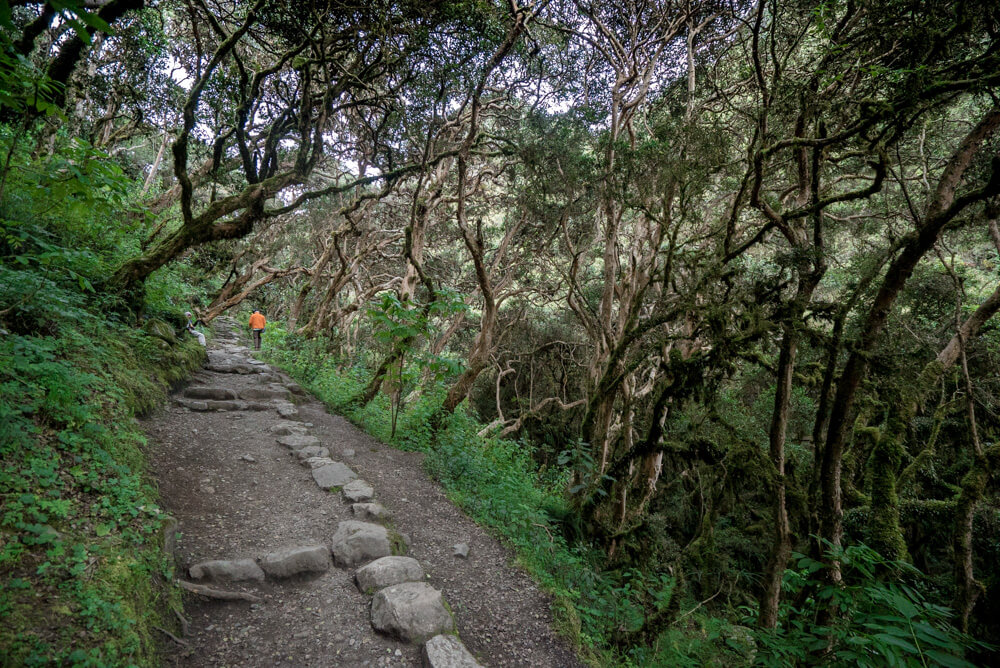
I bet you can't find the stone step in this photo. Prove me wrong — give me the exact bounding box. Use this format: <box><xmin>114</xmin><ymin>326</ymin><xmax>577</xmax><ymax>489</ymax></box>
<box><xmin>331</xmin><ymin>520</ymin><xmax>393</xmax><ymax>567</ymax></box>
<box><xmin>423</xmin><ymin>635</ymin><xmax>484</xmax><ymax>667</ymax></box>
<box><xmin>355</xmin><ymin>556</ymin><xmax>424</xmax><ymax>594</ymax></box>
<box><xmin>275</xmin><ymin>434</ymin><xmax>320</xmax><ymax>450</ymax></box>
<box><xmin>313</xmin><ymin>462</ymin><xmax>357</xmax><ymax>490</ymax></box>
<box><xmin>189</xmin><ymin>559</ymin><xmax>264</xmax><ymax>582</ymax></box>
<box><xmin>184</xmin><ymin>386</ymin><xmax>238</xmax><ymax>400</ymax></box>
<box><xmin>371</xmin><ymin>582</ymin><xmax>454</xmax><ymax>643</ymax></box>
<box><xmin>342</xmin><ymin>479</ymin><xmax>375</xmax><ymax>503</ymax></box>
<box><xmin>260</xmin><ymin>545</ymin><xmax>331</xmax><ymax>578</ymax></box>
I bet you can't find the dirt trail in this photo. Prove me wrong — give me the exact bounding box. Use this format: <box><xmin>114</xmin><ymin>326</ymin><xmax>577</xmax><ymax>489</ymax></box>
<box><xmin>144</xmin><ymin>319</ymin><xmax>583</xmax><ymax>667</ymax></box>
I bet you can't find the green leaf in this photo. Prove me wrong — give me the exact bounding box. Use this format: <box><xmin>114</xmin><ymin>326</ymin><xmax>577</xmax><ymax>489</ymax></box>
<box><xmin>921</xmin><ymin>650</ymin><xmax>976</xmax><ymax>668</ymax></box>
<box><xmin>873</xmin><ymin>633</ymin><xmax>918</xmax><ymax>654</ymax></box>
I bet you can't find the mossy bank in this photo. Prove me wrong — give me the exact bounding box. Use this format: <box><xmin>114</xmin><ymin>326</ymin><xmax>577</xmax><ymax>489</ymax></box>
<box><xmin>0</xmin><ymin>313</ymin><xmax>205</xmax><ymax>666</ymax></box>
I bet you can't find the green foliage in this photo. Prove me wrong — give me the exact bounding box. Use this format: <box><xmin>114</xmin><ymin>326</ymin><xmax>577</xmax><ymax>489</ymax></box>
<box><xmin>748</xmin><ymin>543</ymin><xmax>989</xmax><ymax>667</ymax></box>
<box><xmin>0</xmin><ymin>125</ymin><xmax>201</xmax><ymax>665</ymax></box>
<box><xmin>367</xmin><ymin>288</ymin><xmax>468</xmax><ymax>382</ymax></box>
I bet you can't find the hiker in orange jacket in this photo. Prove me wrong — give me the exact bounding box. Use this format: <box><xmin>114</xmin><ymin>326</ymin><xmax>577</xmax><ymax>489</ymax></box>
<box><xmin>249</xmin><ymin>309</ymin><xmax>266</xmax><ymax>350</ymax></box>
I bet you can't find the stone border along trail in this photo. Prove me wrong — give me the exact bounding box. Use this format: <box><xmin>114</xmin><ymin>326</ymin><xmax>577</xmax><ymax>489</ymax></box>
<box><xmin>144</xmin><ymin>317</ymin><xmax>583</xmax><ymax>667</ymax></box>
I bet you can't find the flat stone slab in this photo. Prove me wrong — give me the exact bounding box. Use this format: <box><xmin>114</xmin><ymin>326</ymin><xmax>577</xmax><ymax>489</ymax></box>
<box><xmin>355</xmin><ymin>556</ymin><xmax>424</xmax><ymax>593</ymax></box>
<box><xmin>175</xmin><ymin>398</ymin><xmax>208</xmax><ymax>411</ymax></box>
<box><xmin>276</xmin><ymin>434</ymin><xmax>320</xmax><ymax>450</ymax></box>
<box><xmin>296</xmin><ymin>445</ymin><xmax>330</xmax><ymax>462</ymax></box>
<box><xmin>270</xmin><ymin>421</ymin><xmax>308</xmax><ymax>436</ymax></box>
<box><xmin>260</xmin><ymin>545</ymin><xmax>331</xmax><ymax>578</ymax></box>
<box><xmin>423</xmin><ymin>634</ymin><xmax>483</xmax><ymax>668</ymax></box>
<box><xmin>184</xmin><ymin>386</ymin><xmax>238</xmax><ymax>400</ymax></box>
<box><xmin>239</xmin><ymin>387</ymin><xmax>290</xmax><ymax>401</ymax></box>
<box><xmin>276</xmin><ymin>404</ymin><xmax>300</xmax><ymax>419</ymax></box>
<box><xmin>352</xmin><ymin>503</ymin><xmax>390</xmax><ymax>521</ymax></box>
<box><xmin>175</xmin><ymin>398</ymin><xmax>253</xmax><ymax>411</ymax></box>
<box><xmin>371</xmin><ymin>582</ymin><xmax>454</xmax><ymax>642</ymax></box>
<box><xmin>331</xmin><ymin>521</ymin><xmax>391</xmax><ymax>566</ymax></box>
<box><xmin>313</xmin><ymin>462</ymin><xmax>357</xmax><ymax>490</ymax></box>
<box><xmin>305</xmin><ymin>456</ymin><xmax>335</xmax><ymax>469</ymax></box>
<box><xmin>342</xmin><ymin>479</ymin><xmax>375</xmax><ymax>503</ymax></box>
<box><xmin>189</xmin><ymin>558</ymin><xmax>264</xmax><ymax>582</ymax></box>
<box><xmin>205</xmin><ymin>363</ymin><xmax>257</xmax><ymax>374</ymax></box>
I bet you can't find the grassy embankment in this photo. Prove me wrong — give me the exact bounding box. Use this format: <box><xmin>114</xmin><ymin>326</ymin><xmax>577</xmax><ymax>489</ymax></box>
<box><xmin>1</xmin><ymin>132</ymin><xmax>208</xmax><ymax>666</ymax></box>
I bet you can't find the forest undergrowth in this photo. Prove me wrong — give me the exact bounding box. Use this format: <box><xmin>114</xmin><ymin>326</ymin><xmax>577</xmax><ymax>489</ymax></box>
<box><xmin>0</xmin><ymin>129</ymin><xmax>207</xmax><ymax>666</ymax></box>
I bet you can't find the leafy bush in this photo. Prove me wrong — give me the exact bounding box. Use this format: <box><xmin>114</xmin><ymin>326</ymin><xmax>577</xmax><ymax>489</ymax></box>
<box><xmin>749</xmin><ymin>542</ymin><xmax>990</xmax><ymax>667</ymax></box>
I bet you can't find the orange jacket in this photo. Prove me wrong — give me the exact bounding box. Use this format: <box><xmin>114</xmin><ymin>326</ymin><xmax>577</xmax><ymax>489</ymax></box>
<box><xmin>249</xmin><ymin>312</ymin><xmax>266</xmax><ymax>329</ymax></box>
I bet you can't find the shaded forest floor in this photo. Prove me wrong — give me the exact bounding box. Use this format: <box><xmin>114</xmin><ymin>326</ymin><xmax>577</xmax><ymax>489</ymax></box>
<box><xmin>142</xmin><ymin>320</ymin><xmax>581</xmax><ymax>667</ymax></box>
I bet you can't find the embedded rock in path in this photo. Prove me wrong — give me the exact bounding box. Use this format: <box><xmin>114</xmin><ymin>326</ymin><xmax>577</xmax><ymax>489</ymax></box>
<box><xmin>259</xmin><ymin>544</ymin><xmax>331</xmax><ymax>578</ymax></box>
<box><xmin>270</xmin><ymin>421</ymin><xmax>308</xmax><ymax>436</ymax></box>
<box><xmin>305</xmin><ymin>456</ymin><xmax>335</xmax><ymax>469</ymax></box>
<box><xmin>205</xmin><ymin>359</ymin><xmax>258</xmax><ymax>374</ymax></box>
<box><xmin>342</xmin><ymin>479</ymin><xmax>375</xmax><ymax>503</ymax></box>
<box><xmin>184</xmin><ymin>386</ymin><xmax>239</xmax><ymax>401</ymax></box>
<box><xmin>295</xmin><ymin>445</ymin><xmax>330</xmax><ymax>462</ymax></box>
<box><xmin>175</xmin><ymin>398</ymin><xmax>209</xmax><ymax>411</ymax></box>
<box><xmin>276</xmin><ymin>404</ymin><xmax>300</xmax><ymax>419</ymax></box>
<box><xmin>355</xmin><ymin>556</ymin><xmax>424</xmax><ymax>594</ymax></box>
<box><xmin>313</xmin><ymin>462</ymin><xmax>357</xmax><ymax>490</ymax></box>
<box><xmin>452</xmin><ymin>543</ymin><xmax>470</xmax><ymax>559</ymax></box>
<box><xmin>330</xmin><ymin>521</ymin><xmax>391</xmax><ymax>566</ymax></box>
<box><xmin>370</xmin><ymin>582</ymin><xmax>454</xmax><ymax>643</ymax></box>
<box><xmin>352</xmin><ymin>503</ymin><xmax>390</xmax><ymax>521</ymax></box>
<box><xmin>239</xmin><ymin>386</ymin><xmax>291</xmax><ymax>401</ymax></box>
<box><xmin>422</xmin><ymin>634</ymin><xmax>483</xmax><ymax>668</ymax></box>
<box><xmin>189</xmin><ymin>558</ymin><xmax>265</xmax><ymax>582</ymax></box>
<box><xmin>276</xmin><ymin>434</ymin><xmax>320</xmax><ymax>450</ymax></box>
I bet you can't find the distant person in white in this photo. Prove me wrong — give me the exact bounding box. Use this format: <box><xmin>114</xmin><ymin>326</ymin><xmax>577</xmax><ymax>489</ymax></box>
<box><xmin>185</xmin><ymin>311</ymin><xmax>206</xmax><ymax>346</ymax></box>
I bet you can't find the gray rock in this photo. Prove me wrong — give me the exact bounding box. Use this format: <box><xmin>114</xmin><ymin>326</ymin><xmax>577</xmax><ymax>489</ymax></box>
<box><xmin>260</xmin><ymin>545</ymin><xmax>331</xmax><ymax>578</ymax></box>
<box><xmin>422</xmin><ymin>635</ymin><xmax>483</xmax><ymax>667</ymax></box>
<box><xmin>203</xmin><ymin>399</ymin><xmax>247</xmax><ymax>411</ymax></box>
<box><xmin>189</xmin><ymin>559</ymin><xmax>265</xmax><ymax>582</ymax></box>
<box><xmin>184</xmin><ymin>386</ymin><xmax>239</xmax><ymax>400</ymax></box>
<box><xmin>452</xmin><ymin>543</ymin><xmax>469</xmax><ymax>559</ymax></box>
<box><xmin>239</xmin><ymin>387</ymin><xmax>290</xmax><ymax>401</ymax></box>
<box><xmin>305</xmin><ymin>456</ymin><xmax>335</xmax><ymax>469</ymax></box>
<box><xmin>330</xmin><ymin>521</ymin><xmax>391</xmax><ymax>566</ymax></box>
<box><xmin>296</xmin><ymin>445</ymin><xmax>330</xmax><ymax>461</ymax></box>
<box><xmin>313</xmin><ymin>462</ymin><xmax>358</xmax><ymax>490</ymax></box>
<box><xmin>342</xmin><ymin>448</ymin><xmax>356</xmax><ymax>457</ymax></box>
<box><xmin>276</xmin><ymin>404</ymin><xmax>300</xmax><ymax>419</ymax></box>
<box><xmin>351</xmin><ymin>503</ymin><xmax>390</xmax><ymax>521</ymax></box>
<box><xmin>355</xmin><ymin>556</ymin><xmax>424</xmax><ymax>594</ymax></box>
<box><xmin>161</xmin><ymin>516</ymin><xmax>178</xmax><ymax>555</ymax></box>
<box><xmin>370</xmin><ymin>582</ymin><xmax>454</xmax><ymax>642</ymax></box>
<box><xmin>342</xmin><ymin>479</ymin><xmax>375</xmax><ymax>503</ymax></box>
<box><xmin>240</xmin><ymin>454</ymin><xmax>256</xmax><ymax>463</ymax></box>
<box><xmin>276</xmin><ymin>434</ymin><xmax>320</xmax><ymax>450</ymax></box>
<box><xmin>175</xmin><ymin>398</ymin><xmax>209</xmax><ymax>411</ymax></box>
<box><xmin>285</xmin><ymin>382</ymin><xmax>307</xmax><ymax>396</ymax></box>
<box><xmin>270</xmin><ymin>421</ymin><xmax>308</xmax><ymax>436</ymax></box>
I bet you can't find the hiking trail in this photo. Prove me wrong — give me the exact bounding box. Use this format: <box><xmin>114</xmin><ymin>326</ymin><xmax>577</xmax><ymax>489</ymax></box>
<box><xmin>143</xmin><ymin>317</ymin><xmax>583</xmax><ymax>667</ymax></box>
